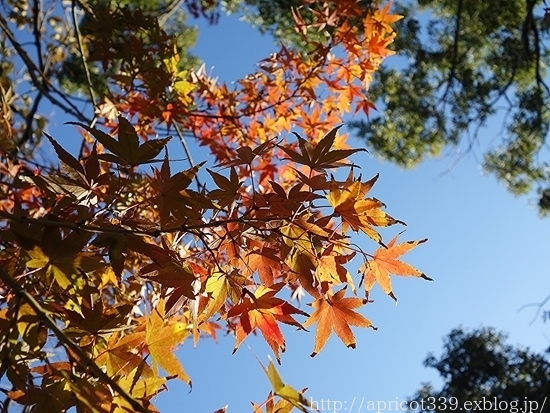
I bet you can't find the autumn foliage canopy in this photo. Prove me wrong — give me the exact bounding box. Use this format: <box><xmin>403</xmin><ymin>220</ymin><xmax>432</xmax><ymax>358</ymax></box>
<box><xmin>0</xmin><ymin>1</ymin><xmax>429</xmax><ymax>412</ymax></box>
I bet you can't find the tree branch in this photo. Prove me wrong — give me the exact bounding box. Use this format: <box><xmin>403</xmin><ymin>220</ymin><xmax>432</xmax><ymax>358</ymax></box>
<box><xmin>0</xmin><ymin>13</ymin><xmax>91</xmax><ymax>124</ymax></box>
<box><xmin>0</xmin><ymin>210</ymin><xmax>281</xmax><ymax>238</ymax></box>
<box><xmin>17</xmin><ymin>91</ymin><xmax>43</xmax><ymax>150</ymax></box>
<box><xmin>173</xmin><ymin>122</ymin><xmax>203</xmax><ymax>191</ymax></box>
<box><xmin>157</xmin><ymin>0</ymin><xmax>186</xmax><ymax>27</ymax></box>
<box><xmin>438</xmin><ymin>0</ymin><xmax>463</xmax><ymax>106</ymax></box>
<box><xmin>518</xmin><ymin>292</ymin><xmax>550</xmax><ymax>325</ymax></box>
<box><xmin>32</xmin><ymin>0</ymin><xmax>45</xmax><ymax>72</ymax></box>
<box><xmin>71</xmin><ymin>0</ymin><xmax>97</xmax><ymax>108</ymax></box>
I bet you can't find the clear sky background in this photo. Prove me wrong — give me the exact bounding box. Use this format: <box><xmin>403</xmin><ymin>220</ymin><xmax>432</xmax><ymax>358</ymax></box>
<box><xmin>34</xmin><ymin>6</ymin><xmax>550</xmax><ymax>413</ymax></box>
<box><xmin>135</xmin><ymin>9</ymin><xmax>550</xmax><ymax>413</ymax></box>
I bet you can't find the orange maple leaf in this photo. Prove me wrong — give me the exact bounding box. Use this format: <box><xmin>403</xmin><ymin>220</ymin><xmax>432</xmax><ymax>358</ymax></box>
<box><xmin>303</xmin><ymin>287</ymin><xmax>375</xmax><ymax>357</ymax></box>
<box><xmin>364</xmin><ymin>1</ymin><xmax>403</xmax><ymax>38</ymax></box>
<box><xmin>242</xmin><ymin>245</ymin><xmax>282</xmax><ymax>286</ymax></box>
<box><xmin>315</xmin><ymin>246</ymin><xmax>356</xmax><ymax>294</ymax></box>
<box><xmin>360</xmin><ymin>234</ymin><xmax>432</xmax><ymax>302</ymax></box>
<box><xmin>327</xmin><ymin>175</ymin><xmax>404</xmax><ymax>245</ymax></box>
<box><xmin>227</xmin><ymin>283</ymin><xmax>308</xmax><ymax>362</ymax></box>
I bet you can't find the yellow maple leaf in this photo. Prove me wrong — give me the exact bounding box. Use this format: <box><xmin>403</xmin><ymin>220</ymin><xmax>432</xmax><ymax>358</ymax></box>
<box><xmin>145</xmin><ymin>299</ymin><xmax>191</xmax><ymax>385</ymax></box>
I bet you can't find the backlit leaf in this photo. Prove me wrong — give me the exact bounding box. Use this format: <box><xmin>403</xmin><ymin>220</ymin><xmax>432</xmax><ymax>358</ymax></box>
<box><xmin>227</xmin><ymin>283</ymin><xmax>308</xmax><ymax>362</ymax></box>
<box><xmin>360</xmin><ymin>234</ymin><xmax>431</xmax><ymax>302</ymax></box>
<box><xmin>145</xmin><ymin>299</ymin><xmax>191</xmax><ymax>384</ymax></box>
<box><xmin>303</xmin><ymin>287</ymin><xmax>375</xmax><ymax>357</ymax></box>
<box><xmin>327</xmin><ymin>177</ymin><xmax>404</xmax><ymax>245</ymax></box>
<box><xmin>257</xmin><ymin>358</ymin><xmax>311</xmax><ymax>413</ymax></box>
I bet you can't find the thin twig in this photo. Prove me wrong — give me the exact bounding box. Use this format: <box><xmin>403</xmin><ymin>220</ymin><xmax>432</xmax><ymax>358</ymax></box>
<box><xmin>439</xmin><ymin>0</ymin><xmax>463</xmax><ymax>104</ymax></box>
<box><xmin>518</xmin><ymin>292</ymin><xmax>550</xmax><ymax>325</ymax></box>
<box><xmin>15</xmin><ymin>0</ymin><xmax>45</xmax><ymax>150</ymax></box>
<box><xmin>0</xmin><ymin>13</ymin><xmax>90</xmax><ymax>123</ymax></box>
<box><xmin>17</xmin><ymin>91</ymin><xmax>43</xmax><ymax>150</ymax></box>
<box><xmin>173</xmin><ymin>122</ymin><xmax>203</xmax><ymax>190</ymax></box>
<box><xmin>32</xmin><ymin>0</ymin><xmax>45</xmax><ymax>71</ymax></box>
<box><xmin>70</xmin><ymin>0</ymin><xmax>100</xmax><ymax>159</ymax></box>
<box><xmin>71</xmin><ymin>0</ymin><xmax>97</xmax><ymax>107</ymax></box>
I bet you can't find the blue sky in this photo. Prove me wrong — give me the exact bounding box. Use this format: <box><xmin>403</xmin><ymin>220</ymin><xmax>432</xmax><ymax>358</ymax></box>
<box><xmin>144</xmin><ymin>9</ymin><xmax>550</xmax><ymax>413</ymax></box>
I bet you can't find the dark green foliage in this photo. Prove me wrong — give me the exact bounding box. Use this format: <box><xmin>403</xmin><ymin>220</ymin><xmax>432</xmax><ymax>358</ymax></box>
<box><xmin>408</xmin><ymin>327</ymin><xmax>550</xmax><ymax>411</ymax></box>
<box><xmin>223</xmin><ymin>0</ymin><xmax>327</xmax><ymax>52</ymax></box>
<box><xmin>348</xmin><ymin>0</ymin><xmax>550</xmax><ymax>215</ymax></box>
<box><xmin>223</xmin><ymin>0</ymin><xmax>375</xmax><ymax>51</ymax></box>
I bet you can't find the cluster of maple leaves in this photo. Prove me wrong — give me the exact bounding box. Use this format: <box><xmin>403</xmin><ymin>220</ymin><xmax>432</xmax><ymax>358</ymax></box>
<box><xmin>0</xmin><ymin>1</ymin><xmax>429</xmax><ymax>412</ymax></box>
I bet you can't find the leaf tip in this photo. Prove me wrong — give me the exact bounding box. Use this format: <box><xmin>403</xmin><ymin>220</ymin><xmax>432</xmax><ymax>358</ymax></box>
<box><xmin>309</xmin><ymin>352</ymin><xmax>317</xmax><ymax>358</ymax></box>
<box><xmin>421</xmin><ymin>273</ymin><xmax>433</xmax><ymax>281</ymax></box>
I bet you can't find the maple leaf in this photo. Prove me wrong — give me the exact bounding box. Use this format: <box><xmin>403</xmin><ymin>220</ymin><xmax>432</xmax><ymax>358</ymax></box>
<box><xmin>227</xmin><ymin>283</ymin><xmax>308</xmax><ymax>362</ymax></box>
<box><xmin>256</xmin><ymin>358</ymin><xmax>311</xmax><ymax>413</ymax></box>
<box><xmin>63</xmin><ymin>376</ymin><xmax>112</xmax><ymax>413</ymax></box>
<box><xmin>360</xmin><ymin>234</ymin><xmax>432</xmax><ymax>302</ymax></box>
<box><xmin>279</xmin><ymin>223</ymin><xmax>319</xmax><ymax>297</ymax></box>
<box><xmin>154</xmin><ymin>155</ymin><xmax>209</xmax><ymax>225</ymax></box>
<box><xmin>303</xmin><ymin>287</ymin><xmax>375</xmax><ymax>357</ymax></box>
<box><xmin>201</xmin><ymin>268</ymin><xmax>252</xmax><ymax>322</ymax></box>
<box><xmin>278</xmin><ymin>126</ymin><xmax>366</xmax><ymax>171</ymax></box>
<box><xmin>127</xmin><ymin>236</ymin><xmax>196</xmax><ymax>300</ymax></box>
<box><xmin>241</xmin><ymin>244</ymin><xmax>281</xmax><ymax>286</ymax></box>
<box><xmin>252</xmin><ymin>395</ymin><xmax>295</xmax><ymax>413</ymax></box>
<box><xmin>315</xmin><ymin>246</ymin><xmax>356</xmax><ymax>294</ymax></box>
<box><xmin>95</xmin><ymin>331</ymin><xmax>148</xmax><ymax>378</ymax></box>
<box><xmin>253</xmin><ymin>181</ymin><xmax>321</xmax><ymax>219</ymax></box>
<box><xmin>145</xmin><ymin>299</ymin><xmax>191</xmax><ymax>385</ymax></box>
<box><xmin>207</xmin><ymin>167</ymin><xmax>242</xmax><ymax>209</ymax></box>
<box><xmin>19</xmin><ymin>134</ymin><xmax>110</xmax><ymax>206</ymax></box>
<box><xmin>365</xmin><ymin>1</ymin><xmax>403</xmax><ymax>37</ymax></box>
<box><xmin>25</xmin><ymin>230</ymin><xmax>103</xmax><ymax>290</ymax></box>
<box><xmin>327</xmin><ymin>175</ymin><xmax>404</xmax><ymax>245</ymax></box>
<box><xmin>215</xmin><ymin>139</ymin><xmax>274</xmax><ymax>168</ymax></box>
<box><xmin>112</xmin><ymin>366</ymin><xmax>167</xmax><ymax>413</ymax></box>
<box><xmin>68</xmin><ymin>116</ymin><xmax>171</xmax><ymax>167</ymax></box>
